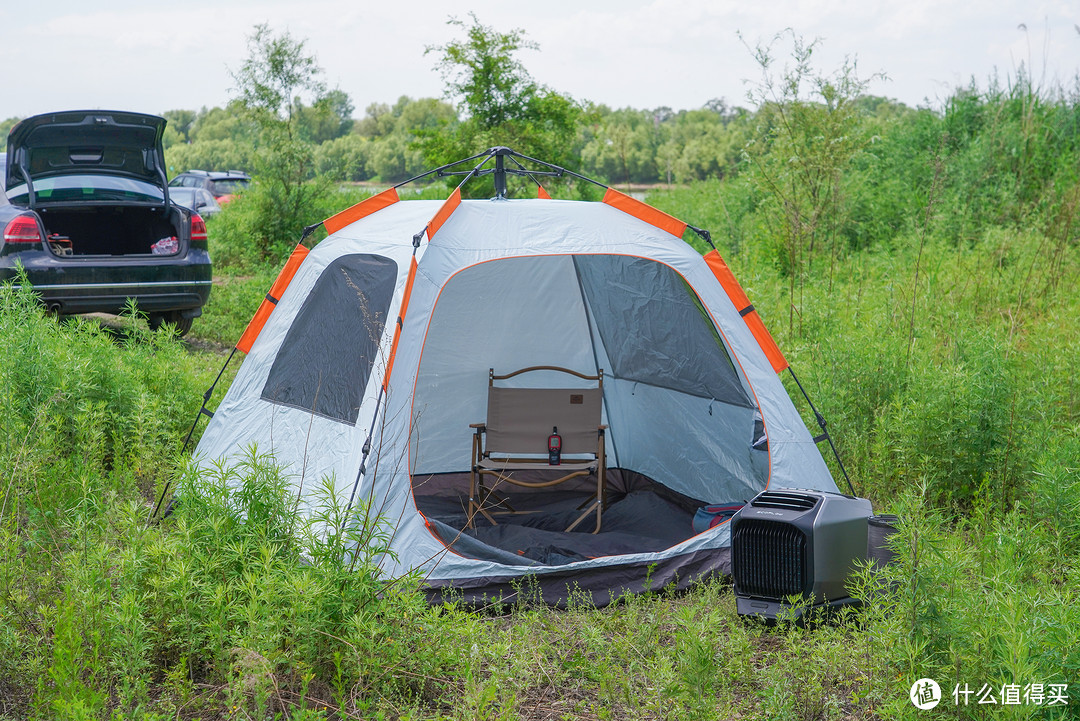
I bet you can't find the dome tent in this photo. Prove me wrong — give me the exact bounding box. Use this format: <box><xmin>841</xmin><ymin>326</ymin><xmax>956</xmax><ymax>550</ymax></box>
<box><xmin>185</xmin><ymin>148</ymin><xmax>843</xmax><ymax>605</ymax></box>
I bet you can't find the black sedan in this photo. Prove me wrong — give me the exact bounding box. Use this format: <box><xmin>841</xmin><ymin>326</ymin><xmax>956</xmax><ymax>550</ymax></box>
<box><xmin>0</xmin><ymin>110</ymin><xmax>212</xmax><ymax>335</ymax></box>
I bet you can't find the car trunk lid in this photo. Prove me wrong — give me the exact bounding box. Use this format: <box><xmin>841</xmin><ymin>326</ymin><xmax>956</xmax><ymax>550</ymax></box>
<box><xmin>6</xmin><ymin>111</ymin><xmax>170</xmax><ymax>209</ymax></box>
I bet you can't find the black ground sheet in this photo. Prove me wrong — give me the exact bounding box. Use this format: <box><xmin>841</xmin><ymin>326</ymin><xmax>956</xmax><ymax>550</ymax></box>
<box><xmin>413</xmin><ymin>472</ymin><xmax>701</xmax><ymax>565</ymax></box>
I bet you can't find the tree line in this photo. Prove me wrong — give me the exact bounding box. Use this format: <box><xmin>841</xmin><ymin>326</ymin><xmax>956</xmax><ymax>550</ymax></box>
<box><xmin>3</xmin><ymin>18</ymin><xmax>1076</xmax><ymax>275</ymax></box>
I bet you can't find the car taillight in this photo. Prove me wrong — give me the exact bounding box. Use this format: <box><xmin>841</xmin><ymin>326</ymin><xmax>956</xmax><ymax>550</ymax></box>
<box><xmin>3</xmin><ymin>215</ymin><xmax>42</xmax><ymax>245</ymax></box>
<box><xmin>190</xmin><ymin>214</ymin><xmax>208</xmax><ymax>247</ymax></box>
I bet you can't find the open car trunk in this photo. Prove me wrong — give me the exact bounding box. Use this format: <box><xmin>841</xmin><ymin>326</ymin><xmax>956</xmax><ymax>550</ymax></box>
<box><xmin>37</xmin><ymin>205</ymin><xmax>185</xmax><ymax>256</ymax></box>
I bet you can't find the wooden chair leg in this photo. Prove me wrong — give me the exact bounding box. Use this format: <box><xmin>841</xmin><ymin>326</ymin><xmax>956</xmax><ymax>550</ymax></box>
<box><xmin>467</xmin><ymin>433</ymin><xmax>478</xmax><ymax>528</ymax></box>
<box><xmin>596</xmin><ymin>431</ymin><xmax>607</xmax><ymax>531</ymax></box>
<box><xmin>478</xmin><ymin>471</ymin><xmax>517</xmax><ymax>514</ymax></box>
<box><xmin>564</xmin><ymin>498</ymin><xmax>599</xmax><ymax>533</ymax></box>
<box><xmin>475</xmin><ymin>487</ymin><xmax>499</xmax><ymax>526</ymax></box>
<box><xmin>467</xmin><ymin>430</ymin><xmax>498</xmax><ymax>527</ymax></box>
<box><xmin>467</xmin><ymin>468</ymin><xmax>482</xmax><ymax>528</ymax></box>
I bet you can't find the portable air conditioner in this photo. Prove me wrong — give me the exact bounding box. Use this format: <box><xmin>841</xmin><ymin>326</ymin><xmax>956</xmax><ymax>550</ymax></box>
<box><xmin>731</xmin><ymin>488</ymin><xmax>872</xmax><ymax>621</ymax></box>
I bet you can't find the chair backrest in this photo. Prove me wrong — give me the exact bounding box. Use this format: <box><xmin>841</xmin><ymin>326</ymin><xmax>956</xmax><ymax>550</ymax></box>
<box><xmin>485</xmin><ymin>367</ymin><xmax>603</xmax><ymax>456</ymax></box>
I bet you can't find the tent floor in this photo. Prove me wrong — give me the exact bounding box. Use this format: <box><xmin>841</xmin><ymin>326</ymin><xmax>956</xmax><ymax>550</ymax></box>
<box><xmin>414</xmin><ymin>479</ymin><xmax>701</xmax><ymax>566</ymax></box>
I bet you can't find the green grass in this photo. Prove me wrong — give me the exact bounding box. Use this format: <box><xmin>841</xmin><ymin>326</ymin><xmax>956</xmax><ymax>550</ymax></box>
<box><xmin>2</xmin><ymin>226</ymin><xmax>1077</xmax><ymax>721</ymax></box>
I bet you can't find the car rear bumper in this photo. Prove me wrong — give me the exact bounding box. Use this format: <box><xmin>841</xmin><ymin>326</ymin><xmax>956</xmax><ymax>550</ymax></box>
<box><xmin>0</xmin><ymin>249</ymin><xmax>212</xmax><ymax>316</ymax></box>
<box><xmin>17</xmin><ymin>282</ymin><xmax>212</xmax><ymax>315</ymax></box>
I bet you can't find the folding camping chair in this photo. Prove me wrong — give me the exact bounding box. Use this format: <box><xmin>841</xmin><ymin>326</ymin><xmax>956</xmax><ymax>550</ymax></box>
<box><xmin>468</xmin><ymin>366</ymin><xmax>607</xmax><ymax>533</ymax></box>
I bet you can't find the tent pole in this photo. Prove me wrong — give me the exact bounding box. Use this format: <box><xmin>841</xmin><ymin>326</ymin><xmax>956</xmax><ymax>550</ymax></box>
<box><xmin>492</xmin><ymin>147</ymin><xmax>508</xmax><ymax>198</ymax></box>
<box><xmin>390</xmin><ymin>149</ymin><xmax>494</xmax><ymax>190</ymax></box>
<box><xmin>345</xmin><ymin>232</ymin><xmax>426</xmax><ymax>514</ymax></box>
<box><xmin>504</xmin><ymin>149</ymin><xmax>609</xmax><ymax>190</ymax></box>
<box><xmin>148</xmin><ymin>346</ymin><xmax>239</xmax><ymax>525</ymax></box>
<box><xmin>787</xmin><ymin>367</ymin><xmax>856</xmax><ymax>496</ymax></box>
<box><xmin>346</xmin><ymin>385</ymin><xmax>386</xmax><ymax>515</ymax></box>
<box><xmin>181</xmin><ymin>347</ymin><xmax>237</xmax><ymax>454</ymax></box>
<box><xmin>687</xmin><ymin>224</ymin><xmax>717</xmax><ymax>251</ymax></box>
<box><xmin>506</xmin><ymin>154</ymin><xmax>555</xmax><ymax>194</ymax></box>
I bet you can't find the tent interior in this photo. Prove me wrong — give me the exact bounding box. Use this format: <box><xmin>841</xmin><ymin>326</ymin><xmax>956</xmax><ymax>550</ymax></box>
<box><xmin>408</xmin><ymin>254</ymin><xmax>770</xmax><ymax>565</ymax></box>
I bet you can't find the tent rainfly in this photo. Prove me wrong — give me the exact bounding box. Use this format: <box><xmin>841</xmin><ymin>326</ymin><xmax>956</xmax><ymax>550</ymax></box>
<box><xmin>185</xmin><ymin>148</ymin><xmax>844</xmax><ymax>605</ymax></box>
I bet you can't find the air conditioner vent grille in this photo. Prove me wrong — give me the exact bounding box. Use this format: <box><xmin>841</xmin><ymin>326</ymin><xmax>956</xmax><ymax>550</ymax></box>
<box><xmin>732</xmin><ymin>519</ymin><xmax>807</xmax><ymax>599</ymax></box>
<box><xmin>750</xmin><ymin>491</ymin><xmax>819</xmax><ymax>511</ymax></box>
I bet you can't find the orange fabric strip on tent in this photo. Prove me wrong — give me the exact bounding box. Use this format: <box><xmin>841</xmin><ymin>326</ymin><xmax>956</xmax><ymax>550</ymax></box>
<box><xmin>323</xmin><ymin>187</ymin><xmax>400</xmax><ymax>235</ymax></box>
<box><xmin>703</xmin><ymin>250</ymin><xmax>788</xmax><ymax>373</ymax></box>
<box><xmin>235</xmin><ymin>243</ymin><xmax>310</xmax><ymax>354</ymax></box>
<box><xmin>381</xmin><ymin>256</ymin><xmax>419</xmax><ymax>390</ymax></box>
<box><xmin>427</xmin><ymin>187</ymin><xmax>462</xmax><ymax>241</ymax></box>
<box><xmin>537</xmin><ymin>185</ymin><xmax>552</xmax><ymax>199</ymax></box>
<box><xmin>602</xmin><ymin>187</ymin><xmax>688</xmax><ymax>239</ymax></box>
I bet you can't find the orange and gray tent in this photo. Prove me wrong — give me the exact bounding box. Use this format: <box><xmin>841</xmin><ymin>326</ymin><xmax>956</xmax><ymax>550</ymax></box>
<box><xmin>190</xmin><ymin>149</ymin><xmax>842</xmax><ymax>605</ymax></box>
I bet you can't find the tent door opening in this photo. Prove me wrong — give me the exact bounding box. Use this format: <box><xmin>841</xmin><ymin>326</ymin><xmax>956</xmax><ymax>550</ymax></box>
<box><xmin>409</xmin><ymin>254</ymin><xmax>767</xmax><ymax>565</ymax></box>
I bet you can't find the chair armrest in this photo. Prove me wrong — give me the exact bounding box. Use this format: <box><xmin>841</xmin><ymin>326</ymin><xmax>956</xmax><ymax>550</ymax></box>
<box><xmin>469</xmin><ymin>423</ymin><xmax>486</xmax><ymax>429</ymax></box>
<box><xmin>598</xmin><ymin>424</ymin><xmax>608</xmax><ymax>431</ymax></box>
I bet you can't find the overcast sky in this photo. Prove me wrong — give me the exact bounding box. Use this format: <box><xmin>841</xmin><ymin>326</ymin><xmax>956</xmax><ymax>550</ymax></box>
<box><xmin>2</xmin><ymin>0</ymin><xmax>1078</xmax><ymax>121</ymax></box>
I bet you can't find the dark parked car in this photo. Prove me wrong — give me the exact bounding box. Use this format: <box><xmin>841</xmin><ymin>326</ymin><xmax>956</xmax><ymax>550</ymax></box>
<box><xmin>169</xmin><ymin>169</ymin><xmax>250</xmax><ymax>204</ymax></box>
<box><xmin>0</xmin><ymin>110</ymin><xmax>212</xmax><ymax>335</ymax></box>
<box><xmin>167</xmin><ymin>187</ymin><xmax>222</xmax><ymax>217</ymax></box>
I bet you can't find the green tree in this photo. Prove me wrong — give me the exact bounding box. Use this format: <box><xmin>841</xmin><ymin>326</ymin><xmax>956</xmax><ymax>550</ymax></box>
<box><xmin>354</xmin><ymin>102</ymin><xmax>397</xmax><ymax>138</ymax></box>
<box><xmin>741</xmin><ymin>31</ymin><xmax>880</xmax><ymax>334</ymax></box>
<box><xmin>163</xmin><ymin>104</ymin><xmax>260</xmax><ymax>177</ymax></box>
<box><xmin>395</xmin><ymin>96</ymin><xmax>457</xmax><ymax>134</ymax></box>
<box><xmin>351</xmin><ymin>97</ymin><xmax>456</xmax><ymax>182</ymax></box>
<box><xmin>314</xmin><ymin>134</ymin><xmax>371</xmax><ymax>181</ymax></box>
<box><xmin>430</xmin><ymin>14</ymin><xmax>535</xmax><ymax>128</ymax></box>
<box><xmin>229</xmin><ymin>23</ymin><xmax>345</xmax><ymax>259</ymax></box>
<box><xmin>421</xmin><ymin>14</ymin><xmax>586</xmax><ymax>197</ymax></box>
<box><xmin>295</xmin><ymin>88</ymin><xmax>355</xmax><ymax>144</ymax></box>
<box><xmin>161</xmin><ymin>109</ymin><xmax>197</xmax><ymax>149</ymax></box>
<box><xmin>233</xmin><ymin>24</ymin><xmax>327</xmax><ymax>128</ymax></box>
<box><xmin>189</xmin><ymin>103</ymin><xmax>258</xmax><ymax>144</ymax></box>
<box><xmin>579</xmin><ymin>107</ymin><xmax>662</xmax><ymax>186</ymax></box>
<box><xmin>165</xmin><ymin>138</ymin><xmax>256</xmax><ymax>178</ymax></box>
<box><xmin>0</xmin><ymin>116</ymin><xmax>20</xmax><ymax>140</ymax></box>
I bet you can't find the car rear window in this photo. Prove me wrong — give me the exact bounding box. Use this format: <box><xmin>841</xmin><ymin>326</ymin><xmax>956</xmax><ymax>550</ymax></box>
<box><xmin>6</xmin><ymin>175</ymin><xmax>165</xmax><ymax>204</ymax></box>
<box><xmin>210</xmin><ymin>178</ymin><xmax>248</xmax><ymax>195</ymax></box>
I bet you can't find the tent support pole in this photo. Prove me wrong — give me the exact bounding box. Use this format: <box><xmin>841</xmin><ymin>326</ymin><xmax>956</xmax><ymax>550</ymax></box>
<box><xmin>182</xmin><ymin>347</ymin><xmax>238</xmax><ymax>454</ymax></box>
<box><xmin>493</xmin><ymin>148</ymin><xmax>508</xmax><ymax>198</ymax></box>
<box><xmin>687</xmin><ymin>224</ymin><xmax>717</xmax><ymax>250</ymax></box>
<box><xmin>346</xmin><ymin>386</ymin><xmax>386</xmax><ymax>515</ymax></box>
<box><xmin>787</xmin><ymin>366</ymin><xmax>856</xmax><ymax>496</ymax></box>
<box><xmin>148</xmin><ymin>346</ymin><xmax>239</xmax><ymax>525</ymax></box>
<box><xmin>346</xmin><ymin>228</ymin><xmax>426</xmax><ymax>515</ymax></box>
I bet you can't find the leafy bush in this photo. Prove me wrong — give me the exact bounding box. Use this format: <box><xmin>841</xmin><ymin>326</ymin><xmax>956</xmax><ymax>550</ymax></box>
<box><xmin>205</xmin><ymin>179</ymin><xmax>337</xmax><ymax>269</ymax></box>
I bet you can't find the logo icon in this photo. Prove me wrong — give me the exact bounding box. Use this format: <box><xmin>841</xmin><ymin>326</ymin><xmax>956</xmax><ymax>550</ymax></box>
<box><xmin>910</xmin><ymin>678</ymin><xmax>942</xmax><ymax>710</ymax></box>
